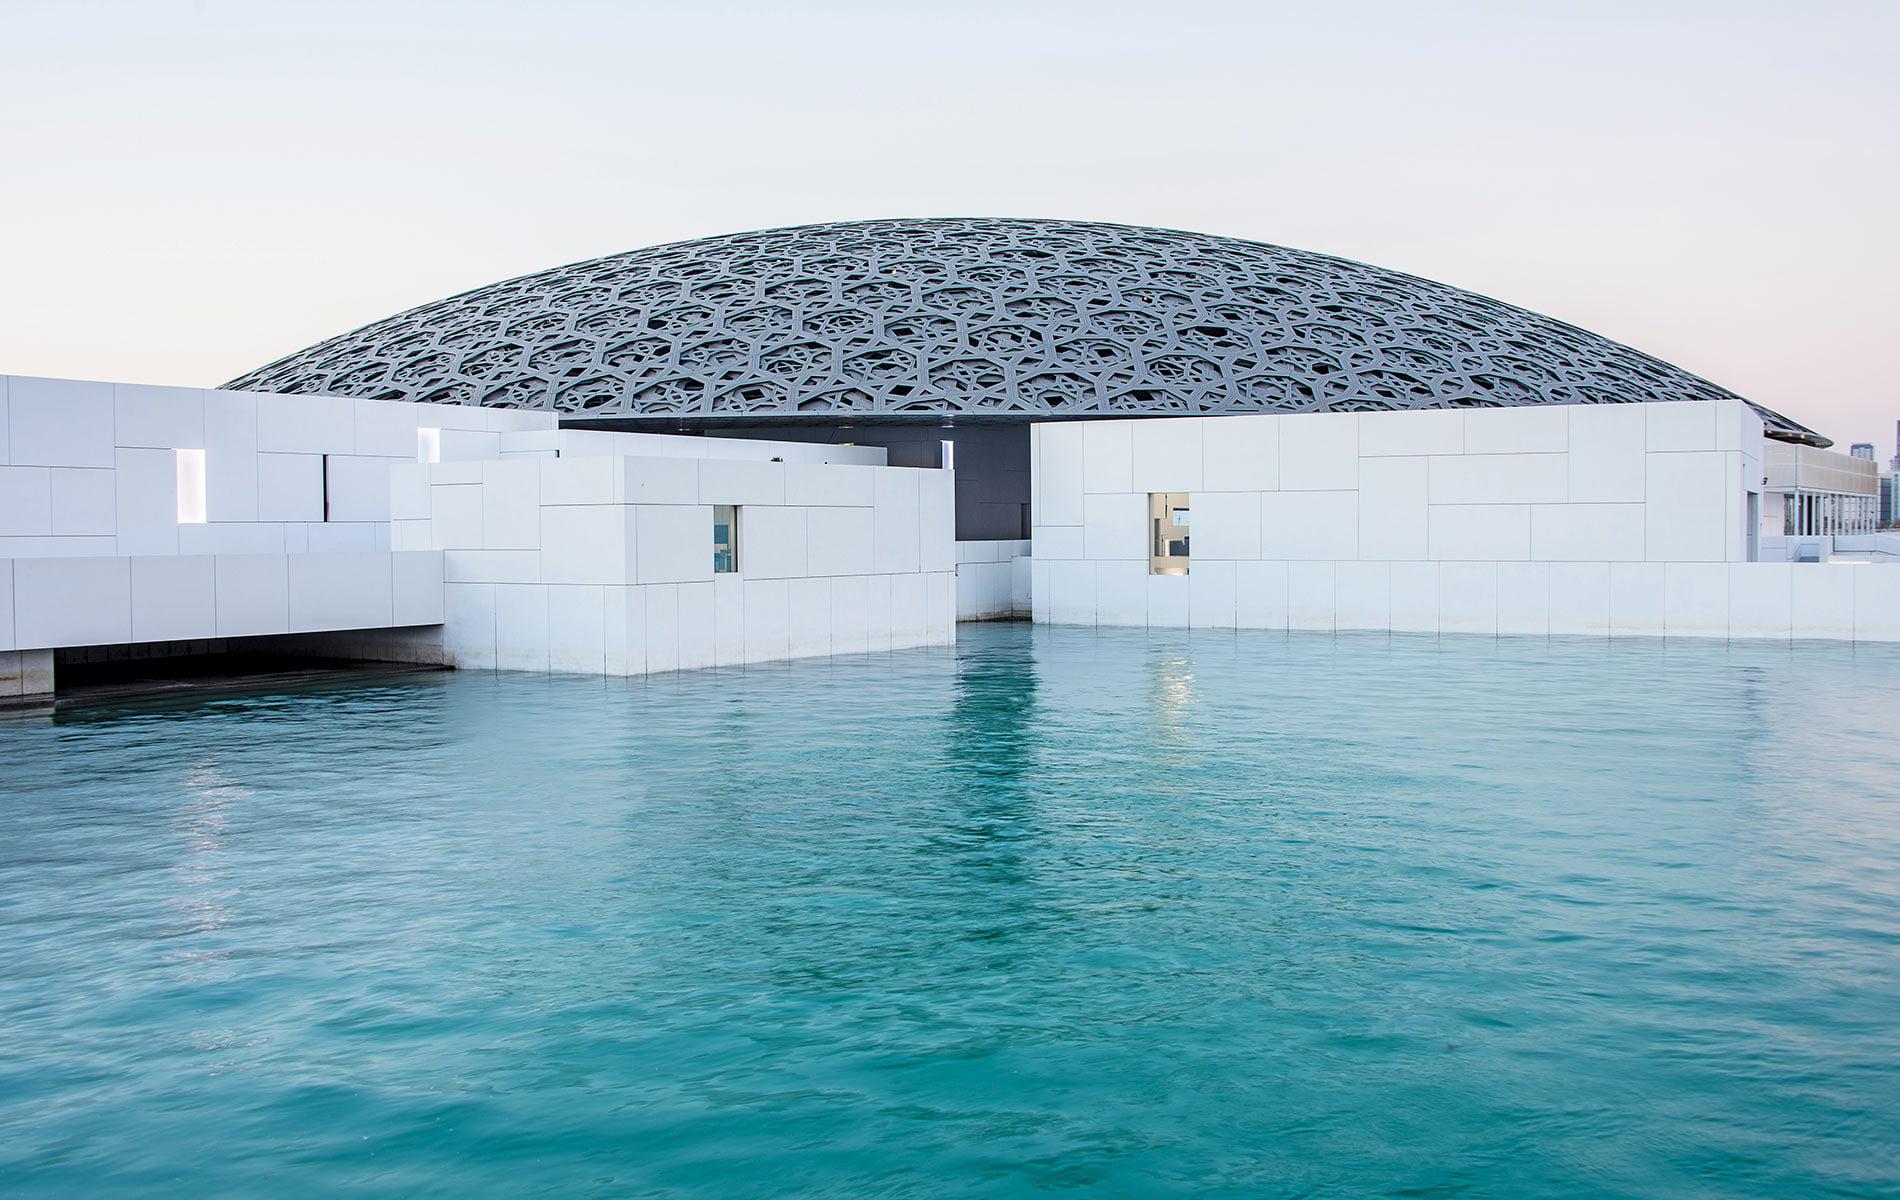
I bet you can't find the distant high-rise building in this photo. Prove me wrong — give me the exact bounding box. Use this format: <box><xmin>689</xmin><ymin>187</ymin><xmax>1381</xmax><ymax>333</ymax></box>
<box><xmin>1851</xmin><ymin>443</ymin><xmax>1876</xmax><ymax>460</ymax></box>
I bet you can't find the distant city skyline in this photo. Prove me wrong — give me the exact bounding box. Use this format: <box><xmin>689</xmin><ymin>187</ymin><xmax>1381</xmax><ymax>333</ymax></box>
<box><xmin>3</xmin><ymin>0</ymin><xmax>1895</xmax><ymax>444</ymax></box>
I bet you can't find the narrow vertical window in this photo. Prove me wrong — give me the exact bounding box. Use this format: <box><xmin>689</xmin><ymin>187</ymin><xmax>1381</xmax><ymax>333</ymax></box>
<box><xmin>418</xmin><ymin>427</ymin><xmax>441</xmax><ymax>463</ymax></box>
<box><xmin>175</xmin><ymin>448</ymin><xmax>206</xmax><ymax>524</ymax></box>
<box><xmin>321</xmin><ymin>454</ymin><xmax>332</xmax><ymax>522</ymax></box>
<box><xmin>940</xmin><ymin>438</ymin><xmax>955</xmax><ymax>470</ymax></box>
<box><xmin>713</xmin><ymin>504</ymin><xmax>739</xmax><ymax>573</ymax></box>
<box><xmin>1149</xmin><ymin>492</ymin><xmax>1190</xmax><ymax>575</ymax></box>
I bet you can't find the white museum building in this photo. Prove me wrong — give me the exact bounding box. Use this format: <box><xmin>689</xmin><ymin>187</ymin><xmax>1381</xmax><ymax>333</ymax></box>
<box><xmin>2</xmin><ymin>372</ymin><xmax>1897</xmax><ymax>708</ymax></box>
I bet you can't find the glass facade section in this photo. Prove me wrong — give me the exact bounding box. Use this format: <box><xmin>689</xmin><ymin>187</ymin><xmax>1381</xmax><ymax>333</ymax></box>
<box><xmin>713</xmin><ymin>505</ymin><xmax>739</xmax><ymax>573</ymax></box>
<box><xmin>1149</xmin><ymin>493</ymin><xmax>1190</xmax><ymax>575</ymax></box>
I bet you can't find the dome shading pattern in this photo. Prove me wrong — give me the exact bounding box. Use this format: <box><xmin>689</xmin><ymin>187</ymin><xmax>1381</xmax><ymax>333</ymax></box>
<box><xmin>226</xmin><ymin>218</ymin><xmax>1817</xmax><ymax>441</ymax></box>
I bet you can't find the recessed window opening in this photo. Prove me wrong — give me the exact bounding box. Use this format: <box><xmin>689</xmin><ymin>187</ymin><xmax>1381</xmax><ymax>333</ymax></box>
<box><xmin>418</xmin><ymin>427</ymin><xmax>441</xmax><ymax>463</ymax></box>
<box><xmin>940</xmin><ymin>439</ymin><xmax>955</xmax><ymax>470</ymax></box>
<box><xmin>175</xmin><ymin>449</ymin><xmax>206</xmax><ymax>524</ymax></box>
<box><xmin>713</xmin><ymin>505</ymin><xmax>739</xmax><ymax>573</ymax></box>
<box><xmin>321</xmin><ymin>455</ymin><xmax>331</xmax><ymax>522</ymax></box>
<box><xmin>1149</xmin><ymin>492</ymin><xmax>1190</xmax><ymax>575</ymax></box>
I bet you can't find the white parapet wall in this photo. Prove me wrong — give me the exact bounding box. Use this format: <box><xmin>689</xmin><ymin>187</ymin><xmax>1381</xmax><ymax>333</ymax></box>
<box><xmin>0</xmin><ymin>374</ymin><xmax>958</xmax><ymax>689</ymax></box>
<box><xmin>1028</xmin><ymin>400</ymin><xmax>1900</xmax><ymax>641</ymax></box>
<box><xmin>954</xmin><ymin>539</ymin><xmax>1032</xmax><ymax>620</ymax></box>
<box><xmin>374</xmin><ymin>434</ymin><xmax>958</xmax><ymax>672</ymax></box>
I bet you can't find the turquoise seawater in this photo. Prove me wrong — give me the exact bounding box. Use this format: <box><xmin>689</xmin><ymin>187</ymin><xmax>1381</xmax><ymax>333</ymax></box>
<box><xmin>3</xmin><ymin>625</ymin><xmax>1899</xmax><ymax>1198</ymax></box>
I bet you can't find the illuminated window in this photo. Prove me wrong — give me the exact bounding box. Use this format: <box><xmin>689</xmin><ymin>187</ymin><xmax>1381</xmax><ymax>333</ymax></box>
<box><xmin>1149</xmin><ymin>492</ymin><xmax>1189</xmax><ymax>575</ymax></box>
<box><xmin>713</xmin><ymin>505</ymin><xmax>739</xmax><ymax>573</ymax></box>
<box><xmin>175</xmin><ymin>449</ymin><xmax>206</xmax><ymax>524</ymax></box>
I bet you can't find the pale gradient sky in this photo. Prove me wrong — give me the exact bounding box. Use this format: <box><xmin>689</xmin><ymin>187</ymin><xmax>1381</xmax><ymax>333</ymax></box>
<box><xmin>3</xmin><ymin>0</ymin><xmax>1895</xmax><ymax>446</ymax></box>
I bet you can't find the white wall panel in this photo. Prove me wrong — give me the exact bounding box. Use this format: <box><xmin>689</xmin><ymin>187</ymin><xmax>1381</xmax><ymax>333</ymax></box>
<box><xmin>1037</xmin><ymin>421</ymin><xmax>1086</xmax><ymax>526</ymax></box>
<box><xmin>890</xmin><ymin>573</ymin><xmax>928</xmax><ymax>646</ymax></box>
<box><xmin>1608</xmin><ymin>563</ymin><xmax>1666</xmax><ymax>636</ymax></box>
<box><xmin>431</xmin><ymin>484</ymin><xmax>484</xmax><ymax>549</ymax></box>
<box><xmin>675</xmin><ymin>581</ymin><xmax>716</xmax><ymax>669</ymax></box>
<box><xmin>1188</xmin><ymin>559</ymin><xmax>1238</xmax><ymax>628</ymax></box>
<box><xmin>204</xmin><ymin>391</ymin><xmax>260</xmax><ymax>522</ymax></box>
<box><xmin>643</xmin><ymin>584</ymin><xmax>680</xmax><ymax>672</ymax></box>
<box><xmin>1790</xmin><ymin>567</ymin><xmax>1856</xmax><ymax>639</ymax></box>
<box><xmin>114</xmin><ymin>384</ymin><xmax>205</xmax><ymax>450</ymax></box>
<box><xmin>131</xmin><ymin>555</ymin><xmax>216</xmax><ymax>642</ymax></box>
<box><xmin>1388</xmin><ymin>561</ymin><xmax>1439</xmax><ymax>633</ymax></box>
<box><xmin>1496</xmin><ymin>562</ymin><xmax>1550</xmax><ymax>637</ymax></box>
<box><xmin>807</xmin><ymin>506</ymin><xmax>875</xmax><ymax>577</ymax></box>
<box><xmin>1046</xmin><ymin>560</ymin><xmax>1096</xmax><ymax>625</ymax></box>
<box><xmin>1357</xmin><ymin>457</ymin><xmax>1428</xmax><ymax>561</ymax></box>
<box><xmin>214</xmin><ymin>555</ymin><xmax>289</xmax><ymax>637</ymax></box>
<box><xmin>784</xmin><ymin>462</ymin><xmax>877</xmax><ymax>507</ymax></box>
<box><xmin>115</xmin><ymin>449</ymin><xmax>181</xmax><ymax>555</ymax></box>
<box><xmin>1334</xmin><ymin>560</ymin><xmax>1391</xmax><ymax>631</ymax></box>
<box><xmin>1664</xmin><ymin>562</ymin><xmax>1729</xmax><ymax>638</ymax></box>
<box><xmin>1428</xmin><ymin>504</ymin><xmax>1529</xmax><ymax>561</ymax></box>
<box><xmin>1202</xmin><ymin>415</ymin><xmax>1278</xmax><ymax>491</ymax></box>
<box><xmin>14</xmin><ymin>557</ymin><xmax>131</xmax><ymax>648</ymax></box>
<box><xmin>742</xmin><ymin>505</ymin><xmax>809</xmax><ymax>579</ymax></box>
<box><xmin>546</xmin><ymin>585</ymin><xmax>606</xmax><ymax>674</ymax></box>
<box><xmin>288</xmin><ymin>552</ymin><xmax>393</xmax><ymax>633</ymax></box>
<box><xmin>1567</xmin><ymin>404</ymin><xmax>1646</xmax><ymax>502</ymax></box>
<box><xmin>1192</xmin><ymin>491</ymin><xmax>1261</xmax><ymax>560</ymax></box>
<box><xmin>1287</xmin><ymin>561</ymin><xmax>1337</xmax><ymax>631</ymax></box>
<box><xmin>1261</xmin><ymin>491</ymin><xmax>1357</xmax><ymax>560</ymax></box>
<box><xmin>1853</xmin><ymin>567</ymin><xmax>1900</xmax><ymax>639</ymax></box>
<box><xmin>1439</xmin><ymin>562</ymin><xmax>1499</xmax><ymax>635</ymax></box>
<box><xmin>1644</xmin><ymin>452</ymin><xmax>1728</xmax><ymax>563</ymax></box>
<box><xmin>493</xmin><ymin>584</ymin><xmax>552</xmax><ymax>671</ymax></box>
<box><xmin>787</xmin><ymin>577</ymin><xmax>831</xmax><ymax>659</ymax></box>
<box><xmin>1235</xmin><ymin>560</ymin><xmax>1290</xmax><ymax>630</ymax></box>
<box><xmin>0</xmin><ymin>468</ymin><xmax>52</xmax><ymax>536</ymax></box>
<box><xmin>872</xmin><ymin>468</ymin><xmax>922</xmax><ymax>574</ymax></box>
<box><xmin>1095</xmin><ymin>560</ymin><xmax>1147</xmax><ymax>625</ymax></box>
<box><xmin>541</xmin><ymin>504</ymin><xmax>628</xmax><ymax>585</ymax></box>
<box><xmin>1084</xmin><ymin>492</ymin><xmax>1149</xmax><ymax>560</ymax></box>
<box><xmin>1360</xmin><ymin>408</ymin><xmax>1460</xmax><ymax>457</ymax></box>
<box><xmin>391</xmin><ymin>551</ymin><xmax>445</xmax><ymax>626</ymax></box>
<box><xmin>1464</xmin><ymin>405</ymin><xmax>1567</xmax><ymax>454</ymax></box>
<box><xmin>1547</xmin><ymin>563</ymin><xmax>1610</xmax><ymax>636</ymax></box>
<box><xmin>712</xmin><ymin>574</ymin><xmax>746</xmax><ymax>665</ymax></box>
<box><xmin>1081</xmin><ymin>420</ymin><xmax>1134</xmax><ymax>493</ymax></box>
<box><xmin>635</xmin><ymin>505</ymin><xmax>712</xmax><ymax>585</ymax></box>
<box><xmin>1146</xmin><ymin>572</ymin><xmax>1189</xmax><ymax>627</ymax></box>
<box><xmin>479</xmin><ymin>459</ymin><xmax>541</xmax><ymax>549</ymax></box>
<box><xmin>9</xmin><ymin>377</ymin><xmax>113</xmax><ymax>467</ymax></box>
<box><xmin>743</xmin><ymin>578</ymin><xmax>791</xmax><ymax>662</ymax></box>
<box><xmin>920</xmin><ymin>471</ymin><xmax>956</xmax><ymax>573</ymax></box>
<box><xmin>1529</xmin><ymin>503</ymin><xmax>1644</xmax><ymax>562</ymax></box>
<box><xmin>442</xmin><ymin>583</ymin><xmax>499</xmax><ymax>668</ymax></box>
<box><xmin>354</xmin><ymin>399</ymin><xmax>419</xmax><ymax>458</ymax></box>
<box><xmin>699</xmin><ymin>458</ymin><xmax>785</xmax><ymax>506</ymax></box>
<box><xmin>867</xmin><ymin>573</ymin><xmax>895</xmax><ymax>652</ymax></box>
<box><xmin>1129</xmin><ymin>417</ymin><xmax>1203</xmax><ymax>493</ymax></box>
<box><xmin>325</xmin><ymin>456</ymin><xmax>394</xmax><ymax>522</ymax></box>
<box><xmin>256</xmin><ymin>452</ymin><xmax>324</xmax><ymax>523</ymax></box>
<box><xmin>1646</xmin><ymin>401</ymin><xmax>1716</xmax><ymax>453</ymax></box>
<box><xmin>257</xmin><ymin>392</ymin><xmax>352</xmax><ymax>454</ymax></box>
<box><xmin>1279</xmin><ymin>413</ymin><xmax>1356</xmax><ymax>490</ymax></box>
<box><xmin>1429</xmin><ymin>453</ymin><xmax>1567</xmax><ymax>505</ymax></box>
<box><xmin>1732</xmin><ymin>565</ymin><xmax>1786</xmax><ymax>641</ymax></box>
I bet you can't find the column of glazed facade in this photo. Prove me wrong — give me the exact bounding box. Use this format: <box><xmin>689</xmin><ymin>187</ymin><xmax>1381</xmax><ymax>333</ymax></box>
<box><xmin>1028</xmin><ymin>401</ymin><xmax>1900</xmax><ymax>642</ymax></box>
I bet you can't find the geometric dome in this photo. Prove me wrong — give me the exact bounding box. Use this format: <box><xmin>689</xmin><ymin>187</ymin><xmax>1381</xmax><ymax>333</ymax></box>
<box><xmin>224</xmin><ymin>217</ymin><xmax>1823</xmax><ymax>443</ymax></box>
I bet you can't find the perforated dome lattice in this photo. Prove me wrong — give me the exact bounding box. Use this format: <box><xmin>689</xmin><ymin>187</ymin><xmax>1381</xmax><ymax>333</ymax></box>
<box><xmin>225</xmin><ymin>217</ymin><xmax>1816</xmax><ymax>442</ymax></box>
